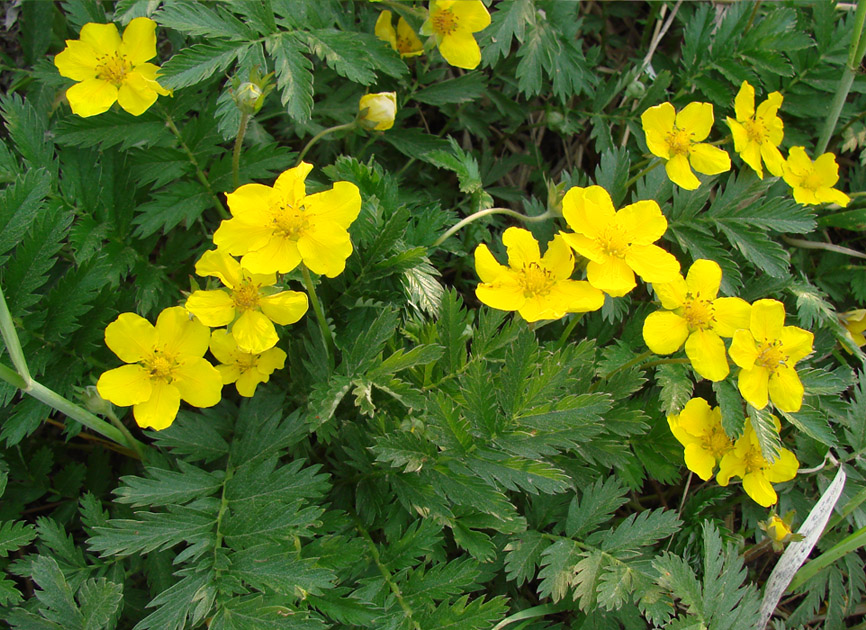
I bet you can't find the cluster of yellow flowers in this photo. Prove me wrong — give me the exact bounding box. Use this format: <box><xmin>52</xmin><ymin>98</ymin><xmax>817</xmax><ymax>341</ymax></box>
<box><xmin>97</xmin><ymin>163</ymin><xmax>361</xmax><ymax>429</ymax></box>
<box><xmin>642</xmin><ymin>81</ymin><xmax>850</xmax><ymax>207</ymax></box>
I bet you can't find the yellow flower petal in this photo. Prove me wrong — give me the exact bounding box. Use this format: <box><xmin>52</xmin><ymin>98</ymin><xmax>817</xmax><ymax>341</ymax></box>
<box><xmin>761</xmin><ymin>143</ymin><xmax>785</xmax><ymax>178</ymax></box>
<box><xmin>65</xmin><ymin>79</ymin><xmax>118</xmax><ymax>118</ymax></box>
<box><xmin>194</xmin><ymin>250</ymin><xmax>243</xmax><ymax>288</ymax></box>
<box><xmin>475</xmin><ymin>244</ymin><xmax>507</xmax><ymax>283</ymax></box>
<box><xmin>297</xmin><ymin>221</ymin><xmax>353</xmax><ymax>277</ymax></box>
<box><xmin>743</xmin><ymin>471</ymin><xmax>778</xmax><ymax>507</ymax></box>
<box><xmin>750</xmin><ymin>299</ymin><xmax>785</xmax><ymax>342</ymax></box>
<box><xmin>676</xmin><ymin>102</ymin><xmax>714</xmax><ymax>141</ymax></box>
<box><xmin>780</xmin><ymin>326</ymin><xmax>813</xmax><ymax>364</ymax></box>
<box><xmin>586</xmin><ymin>257</ymin><xmax>636</xmax><ymax>297</ymax></box>
<box><xmin>711</xmin><ymin>297</ymin><xmax>751</xmax><ymax>337</ymax></box>
<box><xmin>225</xmin><ymin>183</ymin><xmax>276</xmax><ymax>222</ymax></box>
<box><xmin>686</xmin><ymin>259</ymin><xmax>721</xmax><ymax>299</ymax></box>
<box><xmin>677</xmin><ymin>397</ymin><xmax>714</xmax><ymax>436</ymax></box>
<box><xmin>232</xmin><ymin>310</ymin><xmax>278</xmax><ymax>354</ymax></box>
<box><xmin>685</xmin><ymin>329</ymin><xmax>729</xmax><ymax>382</ymax></box>
<box><xmin>734</xmin><ymin>81</ymin><xmax>755</xmax><ymax>121</ymax></box>
<box><xmin>716</xmin><ymin>451</ymin><xmax>745</xmax><ymax>486</ymax></box>
<box><xmin>105</xmin><ymin>312</ymin><xmax>157</xmax><ymax>363</ymax></box>
<box><xmin>116</xmin><ymin>70</ymin><xmax>159</xmax><ymax>116</ymax></box>
<box><xmin>767</xmin><ymin>448</ymin><xmax>799</xmax><ymax>483</ymax></box>
<box><xmin>133</xmin><ymin>62</ymin><xmax>170</xmax><ymax>95</ymax></box>
<box><xmin>209</xmin><ymin>329</ymin><xmax>238</xmax><ymax>364</ymax></box>
<box><xmin>624</xmin><ymin>243</ymin><xmax>681</xmax><ymax>284</ymax></box>
<box><xmin>684</xmin><ymin>443</ymin><xmax>716</xmax><ymax>481</ymax></box>
<box><xmin>548</xmin><ymin>280</ymin><xmax>605</xmax><ymax>314</ymax></box>
<box><xmin>518</xmin><ymin>295</ymin><xmax>558</xmax><ymax>322</ymax></box>
<box><xmin>814</xmin><ymin>152</ymin><xmax>840</xmax><ymax>186</ymax></box>
<box><xmin>172</xmin><ymin>356</ymin><xmax>222</xmax><ymax>408</ymax></box>
<box><xmin>217</xmin><ymin>363</ymin><xmax>242</xmax><ymax>386</ymax></box>
<box><xmin>559</xmin><ymin>232</ymin><xmax>605</xmax><ymax>264</ymax></box>
<box><xmin>79</xmin><ymin>22</ymin><xmax>121</xmax><ymax>56</ymax></box>
<box><xmin>729</xmin><ymin>329</ymin><xmax>758</xmax><ymax>369</ymax></box>
<box><xmin>396</xmin><ymin>17</ymin><xmax>424</xmax><ymax>57</ymax></box>
<box><xmin>643</xmin><ymin>310</ymin><xmax>689</xmax><ymax>354</ymax></box>
<box><xmin>768</xmin><ymin>365</ymin><xmax>804</xmax><ymax>412</ymax></box>
<box><xmin>257</xmin><ymin>346</ymin><xmax>287</xmax><ymax>374</ymax></box>
<box><xmin>579</xmin><ymin>186</ymin><xmax>617</xmax><ymax>239</ymax></box>
<box><xmin>96</xmin><ymin>364</ymin><xmax>152</xmax><ymax>406</ymax></box>
<box><xmin>727</xmin><ymin>117</ymin><xmax>750</xmax><ymax>154</ymax></box>
<box><xmin>375</xmin><ymin>10</ymin><xmax>398</xmax><ymax>49</ymax></box>
<box><xmin>274</xmin><ymin>162</ymin><xmax>313</xmax><ymax>205</ymax></box>
<box><xmin>305</xmin><ymin>181</ymin><xmax>362</xmax><ymax>229</ymax></box>
<box><xmin>120</xmin><ymin>16</ymin><xmax>157</xmax><ymax>65</ymax></box>
<box><xmin>816</xmin><ymin>187</ymin><xmax>850</xmax><ymax>207</ymax></box>
<box><xmin>185</xmin><ymin>290</ymin><xmax>235</xmax><ymax>327</ymax></box>
<box><xmin>665</xmin><ymin>153</ymin><xmax>700</xmax><ymax>190</ymax></box>
<box><xmin>452</xmin><ymin>0</ymin><xmax>491</xmax><ymax>31</ymax></box>
<box><xmin>54</xmin><ymin>40</ymin><xmax>99</xmax><ymax>81</ymax></box>
<box><xmin>236</xmin><ymin>369</ymin><xmax>267</xmax><ymax>397</ymax></box>
<box><xmin>653</xmin><ymin>275</ymin><xmax>687</xmax><ymax>310</ymax></box>
<box><xmin>241</xmin><ymin>235</ymin><xmax>303</xmax><ymax>275</ymax></box>
<box><xmin>561</xmin><ymin>186</ymin><xmax>588</xmax><ymax>229</ymax></box>
<box><xmin>738</xmin><ymin>365</ymin><xmax>770</xmax><ymax>410</ymax></box>
<box><xmin>213</xmin><ymin>217</ymin><xmax>274</xmax><ymax>257</ymax></box>
<box><xmin>689</xmin><ymin>143</ymin><xmax>731</xmax><ymax>176</ymax></box>
<box><xmin>615</xmin><ymin>200</ymin><xmax>667</xmax><ymax>246</ymax></box>
<box><xmin>740</xmin><ymin>141</ymin><xmax>764</xmax><ymax>178</ymax></box>
<box><xmin>259</xmin><ymin>291</ymin><xmax>309</xmax><ymax>325</ymax></box>
<box><xmin>437</xmin><ymin>28</ymin><xmax>481</xmax><ymax>70</ymax></box>
<box><xmin>133</xmin><ymin>381</ymin><xmax>180</xmax><ymax>430</ymax></box>
<box><xmin>756</xmin><ymin>90</ymin><xmax>783</xmax><ymax>121</ymax></box>
<box><xmin>156</xmin><ymin>306</ymin><xmax>210</xmax><ymax>357</ymax></box>
<box><xmin>476</xmin><ymin>276</ymin><xmax>525</xmax><ymax>312</ymax></box>
<box><xmin>541</xmin><ymin>234</ymin><xmax>575</xmax><ymax>280</ymax></box>
<box><xmin>503</xmin><ymin>227</ymin><xmax>541</xmax><ymax>269</ymax></box>
<box><xmin>641</xmin><ymin>103</ymin><xmax>676</xmax><ymax>159</ymax></box>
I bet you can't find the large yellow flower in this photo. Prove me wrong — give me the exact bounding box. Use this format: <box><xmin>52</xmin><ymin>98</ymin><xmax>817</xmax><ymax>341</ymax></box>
<box><xmin>375</xmin><ymin>10</ymin><xmax>424</xmax><ymax>58</ymax></box>
<box><xmin>212</xmin><ymin>163</ymin><xmax>362</xmax><ymax>278</ymax></box>
<box><xmin>641</xmin><ymin>102</ymin><xmax>731</xmax><ymax>190</ymax></box>
<box><xmin>209</xmin><ymin>329</ymin><xmax>286</xmax><ymax>398</ymax></box>
<box><xmin>643</xmin><ymin>259</ymin><xmax>751</xmax><ymax>381</ymax></box>
<box><xmin>716</xmin><ymin>418</ymin><xmax>799</xmax><ymax>507</ymax></box>
<box><xmin>667</xmin><ymin>397</ymin><xmax>733</xmax><ymax>481</ymax></box>
<box><xmin>725</xmin><ymin>81</ymin><xmax>785</xmax><ymax>179</ymax></box>
<box><xmin>96</xmin><ymin>307</ymin><xmax>222</xmax><ymax>430</ymax></box>
<box><xmin>420</xmin><ymin>0</ymin><xmax>490</xmax><ymax>70</ymax></box>
<box><xmin>184</xmin><ymin>250</ymin><xmax>308</xmax><ymax>354</ymax></box>
<box><xmin>54</xmin><ymin>17</ymin><xmax>169</xmax><ymax>118</ymax></box>
<box><xmin>474</xmin><ymin>227</ymin><xmax>604</xmax><ymax>322</ymax></box>
<box><xmin>559</xmin><ymin>185</ymin><xmax>680</xmax><ymax>297</ymax></box>
<box><xmin>728</xmin><ymin>299</ymin><xmax>814</xmax><ymax>412</ymax></box>
<box><xmin>782</xmin><ymin>147</ymin><xmax>850</xmax><ymax>207</ymax></box>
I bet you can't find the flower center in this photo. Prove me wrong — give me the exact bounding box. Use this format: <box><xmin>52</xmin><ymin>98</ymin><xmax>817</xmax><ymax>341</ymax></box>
<box><xmin>743</xmin><ymin>118</ymin><xmax>768</xmax><ymax>144</ymax></box>
<box><xmin>271</xmin><ymin>203</ymin><xmax>308</xmax><ymax>239</ymax></box>
<box><xmin>397</xmin><ymin>35</ymin><xmax>416</xmax><ymax>54</ymax></box>
<box><xmin>432</xmin><ymin>8</ymin><xmax>459</xmax><ymax>35</ymax></box>
<box><xmin>742</xmin><ymin>446</ymin><xmax>768</xmax><ymax>473</ymax></box>
<box><xmin>142</xmin><ymin>351</ymin><xmax>177</xmax><ymax>382</ymax></box>
<box><xmin>236</xmin><ymin>353</ymin><xmax>259</xmax><ymax>372</ymax></box>
<box><xmin>232</xmin><ymin>280</ymin><xmax>261</xmax><ymax>312</ymax></box>
<box><xmin>801</xmin><ymin>170</ymin><xmax>823</xmax><ymax>192</ymax></box>
<box><xmin>681</xmin><ymin>294</ymin><xmax>715</xmax><ymax>331</ymax></box>
<box><xmin>665</xmin><ymin>128</ymin><xmax>693</xmax><ymax>156</ymax></box>
<box><xmin>701</xmin><ymin>426</ymin><xmax>732</xmax><ymax>458</ymax></box>
<box><xmin>597</xmin><ymin>226</ymin><xmax>630</xmax><ymax>258</ymax></box>
<box><xmin>95</xmin><ymin>53</ymin><xmax>133</xmax><ymax>87</ymax></box>
<box><xmin>519</xmin><ymin>262</ymin><xmax>554</xmax><ymax>297</ymax></box>
<box><xmin>755</xmin><ymin>340</ymin><xmax>787</xmax><ymax>372</ymax></box>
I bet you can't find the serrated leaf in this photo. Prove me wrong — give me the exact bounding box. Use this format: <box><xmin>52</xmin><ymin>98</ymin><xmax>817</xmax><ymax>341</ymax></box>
<box><xmin>538</xmin><ymin>539</ymin><xmax>583</xmax><ymax>602</ymax></box>
<box><xmin>0</xmin><ymin>521</ymin><xmax>37</xmax><ymax>557</ymax></box>
<box><xmin>504</xmin><ymin>531</ymin><xmax>548</xmax><ymax>587</ymax></box>
<box><xmin>30</xmin><ymin>556</ymin><xmax>83</xmax><ymax>628</ymax></box>
<box><xmin>267</xmin><ymin>33</ymin><xmax>314</xmax><ymax>122</ymax></box>
<box><xmin>114</xmin><ymin>461</ymin><xmax>224</xmax><ymax>508</ymax></box>
<box><xmin>78</xmin><ymin>578</ymin><xmax>123</xmax><ymax>630</ymax></box>
<box><xmin>155</xmin><ymin>1</ymin><xmax>254</xmax><ymax>39</ymax></box>
<box><xmin>601</xmin><ymin>508</ymin><xmax>681</xmax><ymax>555</ymax></box>
<box><xmin>0</xmin><ymin>168</ymin><xmax>50</xmax><ymax>264</ymax></box>
<box><xmin>132</xmin><ymin>180</ymin><xmax>211</xmax><ymax>237</ymax></box>
<box><xmin>88</xmin><ymin>506</ymin><xmax>215</xmax><ymax>557</ymax></box>
<box><xmin>748</xmin><ymin>405</ymin><xmax>781</xmax><ymax>462</ymax></box>
<box><xmin>713</xmin><ymin>379</ymin><xmax>746</xmax><ymax>439</ymax></box>
<box><xmin>159</xmin><ymin>40</ymin><xmax>250</xmax><ymax>90</ymax></box>
<box><xmin>230</xmin><ymin>546</ymin><xmax>334</xmax><ymax>597</ymax></box>
<box><xmin>414</xmin><ymin>73</ymin><xmax>487</xmax><ymax>106</ymax></box>
<box><xmin>566</xmin><ymin>477</ymin><xmax>629</xmax><ymax>539</ymax></box>
<box><xmin>55</xmin><ymin>111</ymin><xmax>171</xmax><ymax>150</ymax></box>
<box><xmin>656</xmin><ymin>363</ymin><xmax>694</xmax><ymax>416</ymax></box>
<box><xmin>302</xmin><ymin>29</ymin><xmax>377</xmax><ymax>85</ymax></box>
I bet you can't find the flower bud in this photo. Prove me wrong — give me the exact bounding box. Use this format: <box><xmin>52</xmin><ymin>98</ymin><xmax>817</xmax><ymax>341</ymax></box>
<box><xmin>359</xmin><ymin>92</ymin><xmax>397</xmax><ymax>131</ymax></box>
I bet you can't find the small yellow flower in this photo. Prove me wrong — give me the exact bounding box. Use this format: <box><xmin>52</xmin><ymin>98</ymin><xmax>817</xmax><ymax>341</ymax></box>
<box><xmin>96</xmin><ymin>307</ymin><xmax>222</xmax><ymax>430</ymax></box>
<box><xmin>841</xmin><ymin>309</ymin><xmax>866</xmax><ymax>347</ymax></box>
<box><xmin>474</xmin><ymin>227</ymin><xmax>604</xmax><ymax>322</ymax></box>
<box><xmin>641</xmin><ymin>102</ymin><xmax>731</xmax><ymax>190</ymax></box>
<box><xmin>726</xmin><ymin>80</ymin><xmax>785</xmax><ymax>179</ymax></box>
<box><xmin>643</xmin><ymin>259</ymin><xmax>751</xmax><ymax>381</ymax></box>
<box><xmin>375</xmin><ymin>10</ymin><xmax>424</xmax><ymax>58</ymax></box>
<box><xmin>716</xmin><ymin>418</ymin><xmax>799</xmax><ymax>507</ymax></box>
<box><xmin>667</xmin><ymin>397</ymin><xmax>733</xmax><ymax>481</ymax></box>
<box><xmin>359</xmin><ymin>92</ymin><xmax>397</xmax><ymax>131</ymax></box>
<box><xmin>54</xmin><ymin>17</ymin><xmax>170</xmax><ymax>118</ymax></box>
<box><xmin>559</xmin><ymin>185</ymin><xmax>681</xmax><ymax>297</ymax></box>
<box><xmin>728</xmin><ymin>299</ymin><xmax>814</xmax><ymax>412</ymax></box>
<box><xmin>213</xmin><ymin>162</ymin><xmax>362</xmax><ymax>278</ymax></box>
<box><xmin>184</xmin><ymin>250</ymin><xmax>308</xmax><ymax>354</ymax></box>
<box><xmin>764</xmin><ymin>514</ymin><xmax>793</xmax><ymax>543</ymax></box>
<box><xmin>209</xmin><ymin>329</ymin><xmax>286</xmax><ymax>398</ymax></box>
<box><xmin>420</xmin><ymin>0</ymin><xmax>491</xmax><ymax>70</ymax></box>
<box><xmin>782</xmin><ymin>147</ymin><xmax>850</xmax><ymax>207</ymax></box>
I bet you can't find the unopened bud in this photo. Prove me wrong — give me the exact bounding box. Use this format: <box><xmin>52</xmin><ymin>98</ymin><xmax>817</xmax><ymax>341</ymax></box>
<box><xmin>359</xmin><ymin>92</ymin><xmax>397</xmax><ymax>131</ymax></box>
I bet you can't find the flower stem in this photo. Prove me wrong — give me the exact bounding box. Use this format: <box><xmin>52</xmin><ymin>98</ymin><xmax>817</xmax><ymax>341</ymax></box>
<box><xmin>0</xmin><ymin>284</ymin><xmax>30</xmax><ymax>384</ymax></box>
<box><xmin>492</xmin><ymin>604</ymin><xmax>565</xmax><ymax>630</ymax></box>
<box><xmin>555</xmin><ymin>313</ymin><xmax>584</xmax><ymax>350</ymax></box>
<box><xmin>105</xmin><ymin>407</ymin><xmax>146</xmax><ymax>461</ymax></box>
<box><xmin>815</xmin><ymin>0</ymin><xmax>866</xmax><ymax>155</ymax></box>
<box><xmin>231</xmin><ymin>111</ymin><xmax>250</xmax><ymax>191</ymax></box>
<box><xmin>433</xmin><ymin>208</ymin><xmax>553</xmax><ymax>248</ymax></box>
<box><xmin>300</xmin><ymin>264</ymin><xmax>336</xmax><ymax>366</ymax></box>
<box><xmin>591</xmin><ymin>349</ymin><xmax>654</xmax><ymax>391</ymax></box>
<box><xmin>296</xmin><ymin>122</ymin><xmax>358</xmax><ymax>166</ymax></box>
<box><xmin>624</xmin><ymin>159</ymin><xmax>662</xmax><ymax>189</ymax></box>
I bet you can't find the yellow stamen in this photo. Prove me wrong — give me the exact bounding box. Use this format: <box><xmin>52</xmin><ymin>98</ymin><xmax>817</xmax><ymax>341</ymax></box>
<box><xmin>681</xmin><ymin>294</ymin><xmax>715</xmax><ymax>331</ymax></box>
<box><xmin>143</xmin><ymin>351</ymin><xmax>177</xmax><ymax>382</ymax></box>
<box><xmin>755</xmin><ymin>340</ymin><xmax>787</xmax><ymax>373</ymax></box>
<box><xmin>271</xmin><ymin>202</ymin><xmax>309</xmax><ymax>239</ymax></box>
<box><xmin>701</xmin><ymin>426</ymin><xmax>732</xmax><ymax>458</ymax></box>
<box><xmin>432</xmin><ymin>8</ymin><xmax>459</xmax><ymax>35</ymax></box>
<box><xmin>665</xmin><ymin>128</ymin><xmax>693</xmax><ymax>156</ymax></box>
<box><xmin>743</xmin><ymin>118</ymin><xmax>767</xmax><ymax>144</ymax></box>
<box><xmin>95</xmin><ymin>53</ymin><xmax>132</xmax><ymax>86</ymax></box>
<box><xmin>597</xmin><ymin>226</ymin><xmax>630</xmax><ymax>258</ymax></box>
<box><xmin>232</xmin><ymin>280</ymin><xmax>261</xmax><ymax>312</ymax></box>
<box><xmin>519</xmin><ymin>262</ymin><xmax>554</xmax><ymax>297</ymax></box>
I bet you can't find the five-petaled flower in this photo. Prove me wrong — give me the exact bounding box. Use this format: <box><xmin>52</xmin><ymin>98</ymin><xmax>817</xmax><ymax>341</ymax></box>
<box><xmin>209</xmin><ymin>329</ymin><xmax>287</xmax><ymax>398</ymax></box>
<box><xmin>96</xmin><ymin>307</ymin><xmax>222</xmax><ymax>430</ymax></box>
<box><xmin>726</xmin><ymin>80</ymin><xmax>785</xmax><ymax>179</ymax></box>
<box><xmin>643</xmin><ymin>259</ymin><xmax>751</xmax><ymax>381</ymax></box>
<box><xmin>641</xmin><ymin>102</ymin><xmax>731</xmax><ymax>190</ymax></box>
<box><xmin>213</xmin><ymin>162</ymin><xmax>362</xmax><ymax>278</ymax></box>
<box><xmin>420</xmin><ymin>0</ymin><xmax>490</xmax><ymax>70</ymax></box>
<box><xmin>359</xmin><ymin>92</ymin><xmax>398</xmax><ymax>131</ymax></box>
<box><xmin>474</xmin><ymin>227</ymin><xmax>604</xmax><ymax>322</ymax></box>
<box><xmin>728</xmin><ymin>299</ymin><xmax>814</xmax><ymax>412</ymax></box>
<box><xmin>54</xmin><ymin>17</ymin><xmax>170</xmax><ymax>118</ymax></box>
<box><xmin>375</xmin><ymin>10</ymin><xmax>424</xmax><ymax>58</ymax></box>
<box><xmin>559</xmin><ymin>185</ymin><xmax>680</xmax><ymax>297</ymax></box>
<box><xmin>782</xmin><ymin>147</ymin><xmax>850</xmax><ymax>207</ymax></box>
<box><xmin>185</xmin><ymin>250</ymin><xmax>308</xmax><ymax>354</ymax></box>
<box><xmin>667</xmin><ymin>397</ymin><xmax>733</xmax><ymax>481</ymax></box>
<box><xmin>716</xmin><ymin>417</ymin><xmax>799</xmax><ymax>507</ymax></box>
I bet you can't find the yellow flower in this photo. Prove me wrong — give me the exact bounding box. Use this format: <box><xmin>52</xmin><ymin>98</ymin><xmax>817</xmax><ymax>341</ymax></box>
<box><xmin>184</xmin><ymin>250</ymin><xmax>308</xmax><ymax>354</ymax></box>
<box><xmin>359</xmin><ymin>92</ymin><xmax>397</xmax><ymax>131</ymax></box>
<box><xmin>842</xmin><ymin>309</ymin><xmax>866</xmax><ymax>347</ymax></box>
<box><xmin>643</xmin><ymin>259</ymin><xmax>751</xmax><ymax>381</ymax></box>
<box><xmin>474</xmin><ymin>227</ymin><xmax>604</xmax><ymax>323</ymax></box>
<box><xmin>725</xmin><ymin>80</ymin><xmax>785</xmax><ymax>179</ymax></box>
<box><xmin>559</xmin><ymin>185</ymin><xmax>681</xmax><ymax>297</ymax></box>
<box><xmin>96</xmin><ymin>307</ymin><xmax>222</xmax><ymax>430</ymax></box>
<box><xmin>728</xmin><ymin>299</ymin><xmax>814</xmax><ymax>412</ymax></box>
<box><xmin>641</xmin><ymin>102</ymin><xmax>731</xmax><ymax>190</ymax></box>
<box><xmin>209</xmin><ymin>329</ymin><xmax>286</xmax><ymax>398</ymax></box>
<box><xmin>420</xmin><ymin>0</ymin><xmax>491</xmax><ymax>70</ymax></box>
<box><xmin>764</xmin><ymin>514</ymin><xmax>793</xmax><ymax>544</ymax></box>
<box><xmin>212</xmin><ymin>162</ymin><xmax>362</xmax><ymax>278</ymax></box>
<box><xmin>54</xmin><ymin>17</ymin><xmax>170</xmax><ymax>118</ymax></box>
<box><xmin>716</xmin><ymin>418</ymin><xmax>799</xmax><ymax>507</ymax></box>
<box><xmin>667</xmin><ymin>397</ymin><xmax>733</xmax><ymax>481</ymax></box>
<box><xmin>782</xmin><ymin>147</ymin><xmax>850</xmax><ymax>207</ymax></box>
<box><xmin>375</xmin><ymin>10</ymin><xmax>424</xmax><ymax>58</ymax></box>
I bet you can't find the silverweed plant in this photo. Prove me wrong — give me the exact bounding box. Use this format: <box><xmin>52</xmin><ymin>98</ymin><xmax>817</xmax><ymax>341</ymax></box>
<box><xmin>0</xmin><ymin>1</ymin><xmax>865</xmax><ymax>629</ymax></box>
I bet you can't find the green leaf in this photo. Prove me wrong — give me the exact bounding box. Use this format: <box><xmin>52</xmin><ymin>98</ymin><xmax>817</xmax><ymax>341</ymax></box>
<box><xmin>713</xmin><ymin>379</ymin><xmax>746</xmax><ymax>439</ymax></box>
<box><xmin>55</xmin><ymin>110</ymin><xmax>172</xmax><ymax>150</ymax></box>
<box><xmin>30</xmin><ymin>556</ymin><xmax>84</xmax><ymax>629</ymax></box>
<box><xmin>88</xmin><ymin>506</ymin><xmax>215</xmax><ymax>556</ymax></box>
<box><xmin>210</xmin><ymin>595</ymin><xmax>326</xmax><ymax>630</ymax></box>
<box><xmin>748</xmin><ymin>405</ymin><xmax>781</xmax><ymax>462</ymax></box>
<box><xmin>416</xmin><ymin>594</ymin><xmax>507</xmax><ymax>630</ymax></box>
<box><xmin>134</xmin><ymin>570</ymin><xmax>211</xmax><ymax>630</ymax></box>
<box><xmin>230</xmin><ymin>545</ymin><xmax>334</xmax><ymax>597</ymax></box>
<box><xmin>436</xmin><ymin>290</ymin><xmax>472</xmax><ymax>374</ymax></box>
<box><xmin>414</xmin><ymin>73</ymin><xmax>488</xmax><ymax>106</ymax></box>
<box><xmin>0</xmin><ymin>520</ymin><xmax>37</xmax><ymax>557</ymax></box>
<box><xmin>601</xmin><ymin>508</ymin><xmax>681</xmax><ymax>556</ymax></box>
<box><xmin>149</xmin><ymin>410</ymin><xmax>230</xmax><ymax>463</ymax></box>
<box><xmin>159</xmin><ymin>40</ymin><xmax>251</xmax><ymax>90</ymax></box>
<box><xmin>566</xmin><ymin>477</ymin><xmax>629</xmax><ymax>539</ymax></box>
<box><xmin>78</xmin><ymin>578</ymin><xmax>123</xmax><ymax>630</ymax></box>
<box><xmin>267</xmin><ymin>33</ymin><xmax>314</xmax><ymax>123</ymax></box>
<box><xmin>655</xmin><ymin>363</ymin><xmax>694</xmax><ymax>416</ymax></box>
<box><xmin>21</xmin><ymin>0</ymin><xmax>54</xmax><ymax>65</ymax></box>
<box><xmin>0</xmin><ymin>575</ymin><xmax>22</xmax><ymax>608</ymax></box>
<box><xmin>114</xmin><ymin>461</ymin><xmax>225</xmax><ymax>508</ymax></box>
<box><xmin>0</xmin><ymin>168</ymin><xmax>51</xmax><ymax>265</ymax></box>
<box><xmin>538</xmin><ymin>540</ymin><xmax>585</xmax><ymax>603</ymax></box>
<box><xmin>781</xmin><ymin>405</ymin><xmax>836</xmax><ymax>447</ymax></box>
<box><xmin>504</xmin><ymin>531</ymin><xmax>548</xmax><ymax>587</ymax></box>
<box><xmin>468</xmin><ymin>450</ymin><xmax>571</xmax><ymax>495</ymax></box>
<box><xmin>302</xmin><ymin>29</ymin><xmax>378</xmax><ymax>84</ymax></box>
<box><xmin>1</xmin><ymin>93</ymin><xmax>54</xmax><ymax>167</ymax></box>
<box><xmin>154</xmin><ymin>2</ymin><xmax>254</xmax><ymax>39</ymax></box>
<box><xmin>480</xmin><ymin>0</ymin><xmax>535</xmax><ymax>64</ymax></box>
<box><xmin>132</xmin><ymin>180</ymin><xmax>212</xmax><ymax>237</ymax></box>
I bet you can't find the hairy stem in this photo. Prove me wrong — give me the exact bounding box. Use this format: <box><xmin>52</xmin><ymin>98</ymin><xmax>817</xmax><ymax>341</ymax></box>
<box><xmin>301</xmin><ymin>264</ymin><xmax>336</xmax><ymax>367</ymax></box>
<box><xmin>231</xmin><ymin>111</ymin><xmax>250</xmax><ymax>191</ymax></box>
<box><xmin>433</xmin><ymin>208</ymin><xmax>554</xmax><ymax>248</ymax></box>
<box><xmin>296</xmin><ymin>122</ymin><xmax>357</xmax><ymax>165</ymax></box>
